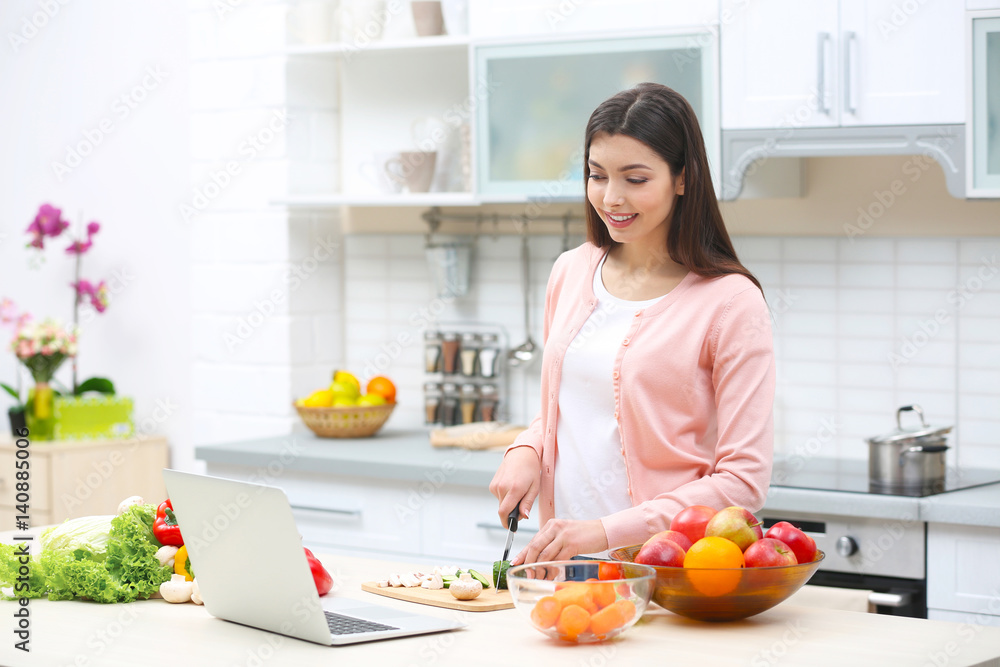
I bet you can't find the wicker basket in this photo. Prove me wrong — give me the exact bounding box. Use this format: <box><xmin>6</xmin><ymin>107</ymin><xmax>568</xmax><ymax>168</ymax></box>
<box><xmin>294</xmin><ymin>402</ymin><xmax>395</xmax><ymax>438</ymax></box>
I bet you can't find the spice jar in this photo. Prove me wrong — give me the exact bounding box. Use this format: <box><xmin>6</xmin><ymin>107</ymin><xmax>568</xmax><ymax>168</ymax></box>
<box><xmin>478</xmin><ymin>383</ymin><xmax>498</xmax><ymax>422</ymax></box>
<box><xmin>423</xmin><ymin>382</ymin><xmax>442</xmax><ymax>424</ymax></box>
<box><xmin>459</xmin><ymin>332</ymin><xmax>480</xmax><ymax>377</ymax></box>
<box><xmin>424</xmin><ymin>330</ymin><xmax>442</xmax><ymax>373</ymax></box>
<box><xmin>441</xmin><ymin>332</ymin><xmax>460</xmax><ymax>375</ymax></box>
<box><xmin>460</xmin><ymin>383</ymin><xmax>479</xmax><ymax>424</ymax></box>
<box><xmin>440</xmin><ymin>382</ymin><xmax>460</xmax><ymax>426</ymax></box>
<box><xmin>478</xmin><ymin>333</ymin><xmax>500</xmax><ymax>378</ymax></box>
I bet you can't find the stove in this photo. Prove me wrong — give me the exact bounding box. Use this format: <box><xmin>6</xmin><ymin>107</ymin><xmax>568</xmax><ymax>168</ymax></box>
<box><xmin>770</xmin><ymin>457</ymin><xmax>1000</xmax><ymax>497</ymax></box>
<box><xmin>763</xmin><ymin>457</ymin><xmax>1000</xmax><ymax>618</ymax></box>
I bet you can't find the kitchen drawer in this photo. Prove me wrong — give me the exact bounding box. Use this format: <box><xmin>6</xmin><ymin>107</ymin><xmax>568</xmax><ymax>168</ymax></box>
<box><xmin>420</xmin><ymin>485</ymin><xmax>539</xmax><ymax>564</ymax></box>
<box><xmin>0</xmin><ymin>448</ymin><xmax>51</xmax><ymax>511</ymax></box>
<box><xmin>207</xmin><ymin>465</ymin><xmax>422</xmax><ymax>556</ymax></box>
<box><xmin>927</xmin><ymin>523</ymin><xmax>1000</xmax><ymax>616</ymax></box>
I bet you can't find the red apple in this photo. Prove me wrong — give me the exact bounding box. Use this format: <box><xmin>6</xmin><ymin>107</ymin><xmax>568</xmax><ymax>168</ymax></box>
<box><xmin>704</xmin><ymin>506</ymin><xmax>764</xmax><ymax>552</ymax></box>
<box><xmin>655</xmin><ymin>530</ymin><xmax>693</xmax><ymax>553</ymax></box>
<box><xmin>669</xmin><ymin>505</ymin><xmax>718</xmax><ymax>545</ymax></box>
<box><xmin>764</xmin><ymin>521</ymin><xmax>818</xmax><ymax>565</ymax></box>
<box><xmin>744</xmin><ymin>538</ymin><xmax>798</xmax><ymax>568</ymax></box>
<box><xmin>635</xmin><ymin>533</ymin><xmax>686</xmax><ymax>567</ymax></box>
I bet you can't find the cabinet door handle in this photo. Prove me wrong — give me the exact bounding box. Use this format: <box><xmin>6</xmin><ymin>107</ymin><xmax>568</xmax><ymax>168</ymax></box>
<box><xmin>290</xmin><ymin>504</ymin><xmax>362</xmax><ymax>518</ymax></box>
<box><xmin>843</xmin><ymin>31</ymin><xmax>858</xmax><ymax>115</ymax></box>
<box><xmin>816</xmin><ymin>32</ymin><xmax>831</xmax><ymax>115</ymax></box>
<box><xmin>475</xmin><ymin>521</ymin><xmax>538</xmax><ymax>535</ymax></box>
<box><xmin>868</xmin><ymin>591</ymin><xmax>911</xmax><ymax>608</ymax></box>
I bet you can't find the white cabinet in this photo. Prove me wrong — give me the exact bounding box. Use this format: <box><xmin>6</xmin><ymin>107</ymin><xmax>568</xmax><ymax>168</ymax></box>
<box><xmin>721</xmin><ymin>0</ymin><xmax>965</xmax><ymax>129</ymax></box>
<box><xmin>968</xmin><ymin>12</ymin><xmax>1000</xmax><ymax>197</ymax></box>
<box><xmin>420</xmin><ymin>484</ymin><xmax>538</xmax><ymax>562</ymax></box>
<box><xmin>927</xmin><ymin>523</ymin><xmax>1000</xmax><ymax>624</ymax></box>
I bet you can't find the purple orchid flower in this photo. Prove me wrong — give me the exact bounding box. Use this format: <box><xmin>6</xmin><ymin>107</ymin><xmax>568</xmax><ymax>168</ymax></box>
<box><xmin>72</xmin><ymin>279</ymin><xmax>109</xmax><ymax>313</ymax></box>
<box><xmin>26</xmin><ymin>204</ymin><xmax>69</xmax><ymax>249</ymax></box>
<box><xmin>66</xmin><ymin>220</ymin><xmax>100</xmax><ymax>255</ymax></box>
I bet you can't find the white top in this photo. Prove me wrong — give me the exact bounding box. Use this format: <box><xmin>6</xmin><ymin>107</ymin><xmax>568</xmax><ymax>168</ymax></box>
<box><xmin>553</xmin><ymin>252</ymin><xmax>666</xmax><ymax>547</ymax></box>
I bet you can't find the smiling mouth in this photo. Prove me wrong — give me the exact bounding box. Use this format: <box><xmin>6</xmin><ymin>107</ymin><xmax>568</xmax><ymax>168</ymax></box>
<box><xmin>604</xmin><ymin>211</ymin><xmax>637</xmax><ymax>227</ymax></box>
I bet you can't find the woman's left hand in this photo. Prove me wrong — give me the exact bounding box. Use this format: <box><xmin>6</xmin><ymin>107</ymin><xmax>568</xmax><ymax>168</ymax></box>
<box><xmin>511</xmin><ymin>518</ymin><xmax>609</xmax><ymax>565</ymax></box>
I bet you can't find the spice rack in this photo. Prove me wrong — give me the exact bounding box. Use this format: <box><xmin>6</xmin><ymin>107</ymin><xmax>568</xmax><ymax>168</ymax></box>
<box><xmin>423</xmin><ymin>323</ymin><xmax>508</xmax><ymax>426</ymax></box>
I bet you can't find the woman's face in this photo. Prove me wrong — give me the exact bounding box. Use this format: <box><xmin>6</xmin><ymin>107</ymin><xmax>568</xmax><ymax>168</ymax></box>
<box><xmin>586</xmin><ymin>131</ymin><xmax>684</xmax><ymax>247</ymax></box>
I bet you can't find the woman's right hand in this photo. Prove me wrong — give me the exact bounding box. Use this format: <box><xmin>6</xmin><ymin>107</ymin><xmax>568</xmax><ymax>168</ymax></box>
<box><xmin>489</xmin><ymin>446</ymin><xmax>540</xmax><ymax>526</ymax></box>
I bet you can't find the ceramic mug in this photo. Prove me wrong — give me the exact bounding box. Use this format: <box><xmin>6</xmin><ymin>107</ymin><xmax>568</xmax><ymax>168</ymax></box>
<box><xmin>387</xmin><ymin>151</ymin><xmax>438</xmax><ymax>193</ymax></box>
<box><xmin>411</xmin><ymin>1</ymin><xmax>445</xmax><ymax>37</ymax></box>
<box><xmin>359</xmin><ymin>151</ymin><xmax>405</xmax><ymax>194</ymax></box>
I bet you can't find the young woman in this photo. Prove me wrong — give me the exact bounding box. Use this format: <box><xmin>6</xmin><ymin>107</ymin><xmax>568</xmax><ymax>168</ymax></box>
<box><xmin>489</xmin><ymin>83</ymin><xmax>775</xmax><ymax>565</ymax></box>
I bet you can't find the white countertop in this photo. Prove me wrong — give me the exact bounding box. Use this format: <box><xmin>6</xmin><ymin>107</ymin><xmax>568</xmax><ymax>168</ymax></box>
<box><xmin>2</xmin><ymin>550</ymin><xmax>999</xmax><ymax>667</ymax></box>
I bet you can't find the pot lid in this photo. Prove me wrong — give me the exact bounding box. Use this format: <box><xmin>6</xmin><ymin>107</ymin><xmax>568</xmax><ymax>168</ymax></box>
<box><xmin>867</xmin><ymin>405</ymin><xmax>953</xmax><ymax>445</ymax></box>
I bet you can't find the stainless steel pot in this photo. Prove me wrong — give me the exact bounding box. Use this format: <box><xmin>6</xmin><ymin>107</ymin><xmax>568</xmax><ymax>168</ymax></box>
<box><xmin>866</xmin><ymin>405</ymin><xmax>951</xmax><ymax>494</ymax></box>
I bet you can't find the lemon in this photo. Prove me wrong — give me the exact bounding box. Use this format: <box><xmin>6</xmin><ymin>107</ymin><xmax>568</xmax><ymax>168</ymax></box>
<box><xmin>332</xmin><ymin>397</ymin><xmax>358</xmax><ymax>407</ymax></box>
<box><xmin>329</xmin><ymin>379</ymin><xmax>360</xmax><ymax>403</ymax></box>
<box><xmin>302</xmin><ymin>389</ymin><xmax>334</xmax><ymax>407</ymax></box>
<box><xmin>357</xmin><ymin>393</ymin><xmax>387</xmax><ymax>406</ymax></box>
<box><xmin>331</xmin><ymin>370</ymin><xmax>360</xmax><ymax>395</ymax></box>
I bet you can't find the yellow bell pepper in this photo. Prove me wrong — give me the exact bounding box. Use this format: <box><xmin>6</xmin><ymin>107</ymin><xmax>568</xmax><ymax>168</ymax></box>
<box><xmin>174</xmin><ymin>545</ymin><xmax>193</xmax><ymax>581</ymax></box>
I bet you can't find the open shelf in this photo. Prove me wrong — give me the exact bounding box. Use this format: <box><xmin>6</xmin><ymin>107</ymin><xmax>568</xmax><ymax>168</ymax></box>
<box><xmin>285</xmin><ymin>35</ymin><xmax>470</xmax><ymax>57</ymax></box>
<box><xmin>272</xmin><ymin>192</ymin><xmax>479</xmax><ymax>208</ymax></box>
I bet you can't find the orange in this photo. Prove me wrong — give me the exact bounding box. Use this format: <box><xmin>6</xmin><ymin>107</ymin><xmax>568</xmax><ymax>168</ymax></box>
<box><xmin>613</xmin><ymin>598</ymin><xmax>637</xmax><ymax>623</ymax></box>
<box><xmin>683</xmin><ymin>536</ymin><xmax>744</xmax><ymax>597</ymax></box>
<box><xmin>366</xmin><ymin>376</ymin><xmax>396</xmax><ymax>403</ymax></box>
<box><xmin>530</xmin><ymin>596</ymin><xmax>562</xmax><ymax>629</ymax></box>
<box><xmin>588</xmin><ymin>602</ymin><xmax>626</xmax><ymax>638</ymax></box>
<box><xmin>555</xmin><ymin>604</ymin><xmax>590</xmax><ymax>641</ymax></box>
<box><xmin>554</xmin><ymin>583</ymin><xmax>598</xmax><ymax>614</ymax></box>
<box><xmin>585</xmin><ymin>579</ymin><xmax>616</xmax><ymax>609</ymax></box>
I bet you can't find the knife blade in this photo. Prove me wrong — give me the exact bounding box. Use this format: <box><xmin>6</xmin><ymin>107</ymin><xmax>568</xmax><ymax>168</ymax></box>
<box><xmin>496</xmin><ymin>506</ymin><xmax>519</xmax><ymax>589</ymax></box>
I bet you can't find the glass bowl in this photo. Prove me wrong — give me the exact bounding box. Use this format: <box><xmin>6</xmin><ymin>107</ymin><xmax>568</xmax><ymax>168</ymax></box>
<box><xmin>608</xmin><ymin>545</ymin><xmax>826</xmax><ymax>622</ymax></box>
<box><xmin>507</xmin><ymin>560</ymin><xmax>655</xmax><ymax>643</ymax></box>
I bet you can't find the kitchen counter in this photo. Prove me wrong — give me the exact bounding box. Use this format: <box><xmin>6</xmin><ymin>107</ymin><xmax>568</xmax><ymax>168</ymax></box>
<box><xmin>2</xmin><ymin>549</ymin><xmax>999</xmax><ymax>667</ymax></box>
<box><xmin>196</xmin><ymin>430</ymin><xmax>1000</xmax><ymax>528</ymax></box>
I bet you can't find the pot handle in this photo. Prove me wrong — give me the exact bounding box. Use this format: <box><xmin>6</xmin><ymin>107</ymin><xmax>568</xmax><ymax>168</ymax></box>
<box><xmin>896</xmin><ymin>405</ymin><xmax>928</xmax><ymax>429</ymax></box>
<box><xmin>899</xmin><ymin>444</ymin><xmax>949</xmax><ymax>465</ymax></box>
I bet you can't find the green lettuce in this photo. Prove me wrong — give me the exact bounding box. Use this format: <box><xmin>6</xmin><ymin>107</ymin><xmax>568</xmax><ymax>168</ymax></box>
<box><xmin>1</xmin><ymin>504</ymin><xmax>172</xmax><ymax>603</ymax></box>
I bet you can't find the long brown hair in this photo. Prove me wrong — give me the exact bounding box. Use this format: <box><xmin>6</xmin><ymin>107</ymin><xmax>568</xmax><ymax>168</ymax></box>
<box><xmin>584</xmin><ymin>83</ymin><xmax>761</xmax><ymax>292</ymax></box>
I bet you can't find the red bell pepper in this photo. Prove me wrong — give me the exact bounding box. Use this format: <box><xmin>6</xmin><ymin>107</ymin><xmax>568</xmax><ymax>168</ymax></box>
<box><xmin>304</xmin><ymin>548</ymin><xmax>333</xmax><ymax>596</ymax></box>
<box><xmin>153</xmin><ymin>499</ymin><xmax>184</xmax><ymax>546</ymax></box>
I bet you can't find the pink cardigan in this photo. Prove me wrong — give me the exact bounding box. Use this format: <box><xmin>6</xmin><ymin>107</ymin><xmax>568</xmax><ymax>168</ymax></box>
<box><xmin>508</xmin><ymin>242</ymin><xmax>775</xmax><ymax>550</ymax></box>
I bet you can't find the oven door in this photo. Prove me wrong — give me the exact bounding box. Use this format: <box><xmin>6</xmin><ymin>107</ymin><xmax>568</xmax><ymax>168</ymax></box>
<box><xmin>759</xmin><ymin>513</ymin><xmax>928</xmax><ymax>618</ymax></box>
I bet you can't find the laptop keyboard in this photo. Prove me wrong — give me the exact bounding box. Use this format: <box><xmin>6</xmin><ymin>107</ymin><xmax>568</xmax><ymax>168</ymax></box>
<box><xmin>325</xmin><ymin>611</ymin><xmax>399</xmax><ymax>635</ymax></box>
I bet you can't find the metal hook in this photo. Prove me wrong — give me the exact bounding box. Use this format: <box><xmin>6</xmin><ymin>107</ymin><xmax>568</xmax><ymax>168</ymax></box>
<box><xmin>423</xmin><ymin>206</ymin><xmax>442</xmax><ymax>246</ymax></box>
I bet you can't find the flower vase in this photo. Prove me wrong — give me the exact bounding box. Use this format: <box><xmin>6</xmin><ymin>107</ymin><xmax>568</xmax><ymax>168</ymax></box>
<box><xmin>26</xmin><ymin>382</ymin><xmax>56</xmax><ymax>441</ymax></box>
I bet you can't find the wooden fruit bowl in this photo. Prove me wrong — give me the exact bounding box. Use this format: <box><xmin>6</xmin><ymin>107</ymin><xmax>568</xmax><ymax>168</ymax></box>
<box><xmin>294</xmin><ymin>402</ymin><xmax>395</xmax><ymax>438</ymax></box>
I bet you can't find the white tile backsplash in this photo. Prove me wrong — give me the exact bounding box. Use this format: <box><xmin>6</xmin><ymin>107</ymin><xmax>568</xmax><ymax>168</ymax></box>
<box><xmin>339</xmin><ymin>235</ymin><xmax>1000</xmax><ymax>460</ymax></box>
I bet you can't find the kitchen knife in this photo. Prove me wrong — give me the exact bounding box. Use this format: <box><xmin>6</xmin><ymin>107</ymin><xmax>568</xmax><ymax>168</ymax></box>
<box><xmin>496</xmin><ymin>506</ymin><xmax>519</xmax><ymax>589</ymax></box>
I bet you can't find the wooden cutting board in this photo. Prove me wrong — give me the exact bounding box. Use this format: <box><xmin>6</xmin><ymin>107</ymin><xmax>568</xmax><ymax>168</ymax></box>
<box><xmin>361</xmin><ymin>582</ymin><xmax>513</xmax><ymax>612</ymax></box>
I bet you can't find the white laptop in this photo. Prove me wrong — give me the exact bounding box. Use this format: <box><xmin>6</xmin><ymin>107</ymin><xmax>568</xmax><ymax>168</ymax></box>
<box><xmin>163</xmin><ymin>470</ymin><xmax>465</xmax><ymax>645</ymax></box>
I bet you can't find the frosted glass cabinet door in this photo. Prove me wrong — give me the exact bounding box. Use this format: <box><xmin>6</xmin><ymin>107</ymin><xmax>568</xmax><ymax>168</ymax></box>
<box><xmin>970</xmin><ymin>16</ymin><xmax>1000</xmax><ymax>196</ymax></box>
<box><xmin>474</xmin><ymin>34</ymin><xmax>719</xmax><ymax>200</ymax></box>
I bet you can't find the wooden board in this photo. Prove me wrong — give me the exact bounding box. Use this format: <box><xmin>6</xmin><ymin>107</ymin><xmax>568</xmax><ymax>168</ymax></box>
<box><xmin>361</xmin><ymin>582</ymin><xmax>513</xmax><ymax>612</ymax></box>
